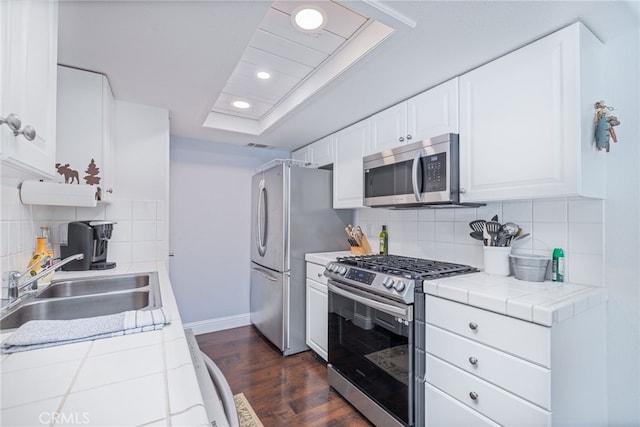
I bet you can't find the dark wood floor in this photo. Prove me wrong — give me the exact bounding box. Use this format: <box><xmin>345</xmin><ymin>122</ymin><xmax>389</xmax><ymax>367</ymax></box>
<box><xmin>196</xmin><ymin>325</ymin><xmax>373</xmax><ymax>426</ymax></box>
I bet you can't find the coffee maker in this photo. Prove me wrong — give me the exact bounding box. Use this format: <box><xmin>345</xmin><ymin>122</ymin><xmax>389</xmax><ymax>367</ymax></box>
<box><xmin>61</xmin><ymin>221</ymin><xmax>117</xmax><ymax>271</ymax></box>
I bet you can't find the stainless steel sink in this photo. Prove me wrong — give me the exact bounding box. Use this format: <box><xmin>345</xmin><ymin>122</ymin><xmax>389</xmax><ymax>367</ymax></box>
<box><xmin>36</xmin><ymin>273</ymin><xmax>150</xmax><ymax>298</ymax></box>
<box><xmin>0</xmin><ymin>272</ymin><xmax>162</xmax><ymax>330</ymax></box>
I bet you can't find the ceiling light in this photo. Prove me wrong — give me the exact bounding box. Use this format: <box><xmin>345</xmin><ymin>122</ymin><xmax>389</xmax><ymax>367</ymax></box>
<box><xmin>292</xmin><ymin>6</ymin><xmax>326</xmax><ymax>32</ymax></box>
<box><xmin>256</xmin><ymin>71</ymin><xmax>271</xmax><ymax>80</ymax></box>
<box><xmin>232</xmin><ymin>100</ymin><xmax>251</xmax><ymax>109</ymax></box>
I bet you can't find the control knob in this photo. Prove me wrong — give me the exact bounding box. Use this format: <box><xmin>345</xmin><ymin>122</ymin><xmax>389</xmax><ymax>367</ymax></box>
<box><xmin>394</xmin><ymin>281</ymin><xmax>406</xmax><ymax>292</ymax></box>
<box><xmin>338</xmin><ymin>266</ymin><xmax>348</xmax><ymax>275</ymax></box>
<box><xmin>382</xmin><ymin>277</ymin><xmax>394</xmax><ymax>288</ymax></box>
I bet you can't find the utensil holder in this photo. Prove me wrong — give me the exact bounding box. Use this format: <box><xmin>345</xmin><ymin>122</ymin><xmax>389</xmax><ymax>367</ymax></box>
<box><xmin>350</xmin><ymin>235</ymin><xmax>373</xmax><ymax>255</ymax></box>
<box><xmin>483</xmin><ymin>246</ymin><xmax>511</xmax><ymax>276</ymax></box>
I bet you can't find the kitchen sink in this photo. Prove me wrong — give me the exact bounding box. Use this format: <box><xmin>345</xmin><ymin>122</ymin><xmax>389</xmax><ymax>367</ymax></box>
<box><xmin>36</xmin><ymin>273</ymin><xmax>150</xmax><ymax>298</ymax></box>
<box><xmin>0</xmin><ymin>272</ymin><xmax>162</xmax><ymax>330</ymax></box>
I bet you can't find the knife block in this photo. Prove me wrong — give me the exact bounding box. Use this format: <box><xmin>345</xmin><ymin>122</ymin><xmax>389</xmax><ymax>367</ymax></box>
<box><xmin>350</xmin><ymin>235</ymin><xmax>373</xmax><ymax>255</ymax></box>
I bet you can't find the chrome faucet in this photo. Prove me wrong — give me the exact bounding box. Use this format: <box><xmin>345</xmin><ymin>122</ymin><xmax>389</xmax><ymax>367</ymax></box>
<box><xmin>2</xmin><ymin>253</ymin><xmax>84</xmax><ymax>308</ymax></box>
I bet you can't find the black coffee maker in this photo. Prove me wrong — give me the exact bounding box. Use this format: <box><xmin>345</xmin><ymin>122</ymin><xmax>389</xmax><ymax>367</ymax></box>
<box><xmin>61</xmin><ymin>221</ymin><xmax>117</xmax><ymax>271</ymax></box>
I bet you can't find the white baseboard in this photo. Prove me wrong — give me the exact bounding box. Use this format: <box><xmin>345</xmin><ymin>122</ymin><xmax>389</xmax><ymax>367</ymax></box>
<box><xmin>183</xmin><ymin>313</ymin><xmax>251</xmax><ymax>336</ymax></box>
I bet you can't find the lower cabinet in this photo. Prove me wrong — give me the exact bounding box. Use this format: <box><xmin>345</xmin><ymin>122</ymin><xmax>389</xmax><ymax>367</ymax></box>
<box><xmin>424</xmin><ymin>295</ymin><xmax>607</xmax><ymax>426</ymax></box>
<box><xmin>305</xmin><ymin>261</ymin><xmax>329</xmax><ymax>360</ymax></box>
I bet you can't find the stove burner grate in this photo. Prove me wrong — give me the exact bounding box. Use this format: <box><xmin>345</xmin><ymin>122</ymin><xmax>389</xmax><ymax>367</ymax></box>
<box><xmin>336</xmin><ymin>254</ymin><xmax>478</xmax><ymax>280</ymax></box>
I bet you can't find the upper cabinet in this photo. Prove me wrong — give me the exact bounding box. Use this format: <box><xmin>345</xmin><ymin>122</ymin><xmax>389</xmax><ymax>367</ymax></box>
<box><xmin>459</xmin><ymin>22</ymin><xmax>605</xmax><ymax>202</ymax></box>
<box><xmin>333</xmin><ymin>119</ymin><xmax>370</xmax><ymax>209</ymax></box>
<box><xmin>370</xmin><ymin>78</ymin><xmax>459</xmax><ymax>154</ymax></box>
<box><xmin>0</xmin><ymin>0</ymin><xmax>58</xmax><ymax>179</ymax></box>
<box><xmin>56</xmin><ymin>66</ymin><xmax>115</xmax><ymax>202</ymax></box>
<box><xmin>292</xmin><ymin>135</ymin><xmax>335</xmax><ymax>168</ymax></box>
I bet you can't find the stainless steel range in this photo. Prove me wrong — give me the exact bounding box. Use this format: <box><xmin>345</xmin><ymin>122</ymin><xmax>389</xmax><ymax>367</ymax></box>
<box><xmin>325</xmin><ymin>254</ymin><xmax>477</xmax><ymax>427</ymax></box>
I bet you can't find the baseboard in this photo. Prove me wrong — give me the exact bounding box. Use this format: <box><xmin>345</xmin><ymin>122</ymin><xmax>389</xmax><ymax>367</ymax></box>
<box><xmin>184</xmin><ymin>313</ymin><xmax>251</xmax><ymax>336</ymax></box>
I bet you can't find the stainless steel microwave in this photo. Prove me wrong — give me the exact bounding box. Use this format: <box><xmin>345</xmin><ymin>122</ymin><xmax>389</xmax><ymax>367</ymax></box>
<box><xmin>363</xmin><ymin>133</ymin><xmax>481</xmax><ymax>208</ymax></box>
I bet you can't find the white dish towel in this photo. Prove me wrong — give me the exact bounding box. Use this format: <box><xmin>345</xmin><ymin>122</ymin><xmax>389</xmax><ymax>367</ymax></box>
<box><xmin>1</xmin><ymin>308</ymin><xmax>171</xmax><ymax>354</ymax></box>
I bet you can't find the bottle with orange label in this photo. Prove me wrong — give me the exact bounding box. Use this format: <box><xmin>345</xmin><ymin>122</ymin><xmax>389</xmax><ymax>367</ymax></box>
<box><xmin>29</xmin><ymin>227</ymin><xmax>55</xmax><ymax>285</ymax></box>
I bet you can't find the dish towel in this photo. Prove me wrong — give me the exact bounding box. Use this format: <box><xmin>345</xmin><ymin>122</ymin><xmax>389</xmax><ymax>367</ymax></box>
<box><xmin>1</xmin><ymin>308</ymin><xmax>171</xmax><ymax>354</ymax></box>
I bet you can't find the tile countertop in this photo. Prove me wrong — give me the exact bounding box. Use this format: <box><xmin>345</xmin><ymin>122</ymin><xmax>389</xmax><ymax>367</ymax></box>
<box><xmin>423</xmin><ymin>272</ymin><xmax>608</xmax><ymax>327</ymax></box>
<box><xmin>305</xmin><ymin>251</ymin><xmax>352</xmax><ymax>266</ymax></box>
<box><xmin>0</xmin><ymin>262</ymin><xmax>210</xmax><ymax>427</ymax></box>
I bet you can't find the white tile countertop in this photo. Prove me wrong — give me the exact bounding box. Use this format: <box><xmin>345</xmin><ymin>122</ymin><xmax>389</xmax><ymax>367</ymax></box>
<box><xmin>0</xmin><ymin>262</ymin><xmax>210</xmax><ymax>427</ymax></box>
<box><xmin>423</xmin><ymin>272</ymin><xmax>608</xmax><ymax>327</ymax></box>
<box><xmin>305</xmin><ymin>251</ymin><xmax>352</xmax><ymax>266</ymax></box>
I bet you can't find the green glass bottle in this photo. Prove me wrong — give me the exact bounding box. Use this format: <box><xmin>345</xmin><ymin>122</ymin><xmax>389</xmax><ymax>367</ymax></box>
<box><xmin>552</xmin><ymin>248</ymin><xmax>565</xmax><ymax>282</ymax></box>
<box><xmin>379</xmin><ymin>225</ymin><xmax>388</xmax><ymax>255</ymax></box>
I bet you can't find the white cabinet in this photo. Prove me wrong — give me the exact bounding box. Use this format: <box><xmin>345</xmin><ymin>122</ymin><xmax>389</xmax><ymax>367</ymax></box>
<box><xmin>333</xmin><ymin>119</ymin><xmax>370</xmax><ymax>209</ymax></box>
<box><xmin>56</xmin><ymin>66</ymin><xmax>115</xmax><ymax>202</ymax></box>
<box><xmin>459</xmin><ymin>22</ymin><xmax>605</xmax><ymax>202</ymax></box>
<box><xmin>0</xmin><ymin>0</ymin><xmax>58</xmax><ymax>179</ymax></box>
<box><xmin>424</xmin><ymin>295</ymin><xmax>607</xmax><ymax>426</ymax></box>
<box><xmin>306</xmin><ymin>261</ymin><xmax>329</xmax><ymax>360</ymax></box>
<box><xmin>370</xmin><ymin>78</ymin><xmax>459</xmax><ymax>154</ymax></box>
<box><xmin>292</xmin><ymin>135</ymin><xmax>334</xmax><ymax>168</ymax></box>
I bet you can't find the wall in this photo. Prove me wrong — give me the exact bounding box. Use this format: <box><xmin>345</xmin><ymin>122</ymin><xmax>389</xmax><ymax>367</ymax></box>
<box><xmin>602</xmin><ymin>23</ymin><xmax>640</xmax><ymax>424</ymax></box>
<box><xmin>168</xmin><ymin>136</ymin><xmax>289</xmax><ymax>330</ymax></box>
<box><xmin>0</xmin><ymin>100</ymin><xmax>170</xmax><ymax>283</ymax></box>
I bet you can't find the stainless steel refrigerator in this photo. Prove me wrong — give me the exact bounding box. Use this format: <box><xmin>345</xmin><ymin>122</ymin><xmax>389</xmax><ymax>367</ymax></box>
<box><xmin>250</xmin><ymin>160</ymin><xmax>350</xmax><ymax>356</ymax></box>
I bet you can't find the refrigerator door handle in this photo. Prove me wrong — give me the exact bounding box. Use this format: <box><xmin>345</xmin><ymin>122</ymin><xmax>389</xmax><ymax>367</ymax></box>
<box><xmin>256</xmin><ymin>179</ymin><xmax>267</xmax><ymax>256</ymax></box>
<box><xmin>252</xmin><ymin>266</ymin><xmax>278</xmax><ymax>282</ymax></box>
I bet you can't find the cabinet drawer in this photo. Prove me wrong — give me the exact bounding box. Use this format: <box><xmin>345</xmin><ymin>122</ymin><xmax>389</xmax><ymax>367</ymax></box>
<box><xmin>427</xmin><ymin>355</ymin><xmax>551</xmax><ymax>426</ymax></box>
<box><xmin>426</xmin><ymin>324</ymin><xmax>551</xmax><ymax>409</ymax></box>
<box><xmin>306</xmin><ymin>262</ymin><xmax>328</xmax><ymax>285</ymax></box>
<box><xmin>426</xmin><ymin>296</ymin><xmax>550</xmax><ymax>367</ymax></box>
<box><xmin>426</xmin><ymin>383</ymin><xmax>499</xmax><ymax>427</ymax></box>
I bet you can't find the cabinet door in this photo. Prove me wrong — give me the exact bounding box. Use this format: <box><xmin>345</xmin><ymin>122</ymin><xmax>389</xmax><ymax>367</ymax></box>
<box><xmin>306</xmin><ymin>277</ymin><xmax>328</xmax><ymax>361</ymax></box>
<box><xmin>458</xmin><ymin>23</ymin><xmax>602</xmax><ymax>202</ymax></box>
<box><xmin>56</xmin><ymin>66</ymin><xmax>114</xmax><ymax>201</ymax></box>
<box><xmin>408</xmin><ymin>77</ymin><xmax>459</xmax><ymax>141</ymax></box>
<box><xmin>333</xmin><ymin>119</ymin><xmax>370</xmax><ymax>209</ymax></box>
<box><xmin>291</xmin><ymin>145</ymin><xmax>311</xmax><ymax>163</ymax></box>
<box><xmin>0</xmin><ymin>0</ymin><xmax>58</xmax><ymax>179</ymax></box>
<box><xmin>310</xmin><ymin>135</ymin><xmax>334</xmax><ymax>168</ymax></box>
<box><xmin>370</xmin><ymin>102</ymin><xmax>408</xmax><ymax>154</ymax></box>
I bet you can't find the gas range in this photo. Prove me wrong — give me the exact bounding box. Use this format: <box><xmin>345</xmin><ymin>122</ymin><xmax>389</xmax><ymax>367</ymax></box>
<box><xmin>324</xmin><ymin>254</ymin><xmax>478</xmax><ymax>304</ymax></box>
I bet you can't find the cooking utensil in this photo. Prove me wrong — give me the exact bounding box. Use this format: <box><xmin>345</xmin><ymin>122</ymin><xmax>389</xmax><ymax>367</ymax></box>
<box><xmin>469</xmin><ymin>219</ymin><xmax>486</xmax><ymax>233</ymax></box>
<box><xmin>469</xmin><ymin>231</ymin><xmax>484</xmax><ymax>241</ymax></box>
<box><xmin>485</xmin><ymin>221</ymin><xmax>501</xmax><ymax>246</ymax></box>
<box><xmin>497</xmin><ymin>222</ymin><xmax>519</xmax><ymax>246</ymax></box>
<box><xmin>482</xmin><ymin>223</ymin><xmax>492</xmax><ymax>246</ymax></box>
<box><xmin>491</xmin><ymin>214</ymin><xmax>499</xmax><ymax>222</ymax></box>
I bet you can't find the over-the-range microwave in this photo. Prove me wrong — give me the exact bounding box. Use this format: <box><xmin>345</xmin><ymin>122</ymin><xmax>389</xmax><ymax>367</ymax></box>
<box><xmin>363</xmin><ymin>133</ymin><xmax>482</xmax><ymax>208</ymax></box>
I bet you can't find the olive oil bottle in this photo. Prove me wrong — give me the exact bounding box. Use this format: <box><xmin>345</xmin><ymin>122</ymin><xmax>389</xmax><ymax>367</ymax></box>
<box><xmin>379</xmin><ymin>225</ymin><xmax>388</xmax><ymax>255</ymax></box>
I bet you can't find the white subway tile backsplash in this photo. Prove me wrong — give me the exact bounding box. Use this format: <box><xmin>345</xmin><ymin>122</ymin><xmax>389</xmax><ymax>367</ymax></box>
<box><xmin>435</xmin><ymin>209</ymin><xmax>454</xmax><ymax>221</ymax></box>
<box><xmin>532</xmin><ymin>222</ymin><xmax>568</xmax><ymax>254</ymax></box>
<box><xmin>1</xmin><ymin>186</ymin><xmax>21</xmax><ymax>221</ymax></box>
<box><xmin>76</xmin><ymin>204</ymin><xmax>106</xmax><ymax>221</ymax></box>
<box><xmin>453</xmin><ymin>222</ymin><xmax>472</xmax><ymax>244</ymax></box>
<box><xmin>476</xmin><ymin>203</ymin><xmax>502</xmax><ymax>221</ymax></box>
<box><xmin>110</xmin><ymin>220</ymin><xmax>132</xmax><ymax>242</ymax></box>
<box><xmin>568</xmin><ymin>198</ymin><xmax>604</xmax><ymax>223</ymax></box>
<box><xmin>131</xmin><ymin>241</ymin><xmax>158</xmax><ymax>263</ymax></box>
<box><xmin>533</xmin><ymin>199</ymin><xmax>567</xmax><ymax>223</ymax></box>
<box><xmin>453</xmin><ymin>208</ymin><xmax>477</xmax><ymax>223</ymax></box>
<box><xmin>108</xmin><ymin>241</ymin><xmax>132</xmax><ymax>264</ymax></box>
<box><xmin>106</xmin><ymin>199</ymin><xmax>132</xmax><ymax>220</ymax></box>
<box><xmin>417</xmin><ymin>221</ymin><xmax>435</xmax><ymax>241</ymax></box>
<box><xmin>503</xmin><ymin>200</ymin><xmax>533</xmax><ymax>222</ymax></box>
<box><xmin>434</xmin><ymin>221</ymin><xmax>454</xmax><ymax>242</ymax></box>
<box><xmin>52</xmin><ymin>206</ymin><xmax>76</xmax><ymax>221</ymax></box>
<box><xmin>568</xmin><ymin>253</ymin><xmax>604</xmax><ymax>286</ymax></box>
<box><xmin>132</xmin><ymin>221</ymin><xmax>157</xmax><ymax>242</ymax></box>
<box><xmin>418</xmin><ymin>209</ymin><xmax>435</xmax><ymax>222</ymax></box>
<box><xmin>132</xmin><ymin>201</ymin><xmax>157</xmax><ymax>220</ymax></box>
<box><xmin>434</xmin><ymin>242</ymin><xmax>455</xmax><ymax>262</ymax></box>
<box><xmin>569</xmin><ymin>223</ymin><xmax>603</xmax><ymax>255</ymax></box>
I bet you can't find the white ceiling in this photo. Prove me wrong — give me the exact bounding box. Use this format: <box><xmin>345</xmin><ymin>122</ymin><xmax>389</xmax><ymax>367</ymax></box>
<box><xmin>57</xmin><ymin>1</ymin><xmax>639</xmax><ymax>152</ymax></box>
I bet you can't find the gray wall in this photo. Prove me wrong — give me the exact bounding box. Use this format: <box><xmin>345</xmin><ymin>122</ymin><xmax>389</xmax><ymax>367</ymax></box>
<box><xmin>168</xmin><ymin>136</ymin><xmax>289</xmax><ymax>324</ymax></box>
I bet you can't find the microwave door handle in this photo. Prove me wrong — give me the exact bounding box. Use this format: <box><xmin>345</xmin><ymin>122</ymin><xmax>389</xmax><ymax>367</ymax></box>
<box><xmin>411</xmin><ymin>152</ymin><xmax>422</xmax><ymax>202</ymax></box>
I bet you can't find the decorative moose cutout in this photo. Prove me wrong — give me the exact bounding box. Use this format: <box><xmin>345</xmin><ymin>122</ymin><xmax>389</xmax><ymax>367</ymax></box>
<box><xmin>55</xmin><ymin>163</ymin><xmax>80</xmax><ymax>184</ymax></box>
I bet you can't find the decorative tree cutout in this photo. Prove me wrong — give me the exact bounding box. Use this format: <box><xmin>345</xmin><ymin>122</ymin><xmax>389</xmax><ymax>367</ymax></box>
<box><xmin>84</xmin><ymin>159</ymin><xmax>101</xmax><ymax>185</ymax></box>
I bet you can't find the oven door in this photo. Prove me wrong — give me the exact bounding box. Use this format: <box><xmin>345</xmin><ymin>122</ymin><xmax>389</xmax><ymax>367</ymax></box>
<box><xmin>328</xmin><ymin>280</ymin><xmax>413</xmax><ymax>426</ymax></box>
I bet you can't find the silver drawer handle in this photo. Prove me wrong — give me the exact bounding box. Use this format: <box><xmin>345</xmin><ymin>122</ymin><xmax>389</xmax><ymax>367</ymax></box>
<box><xmin>469</xmin><ymin>391</ymin><xmax>478</xmax><ymax>401</ymax></box>
<box><xmin>317</xmin><ymin>272</ymin><xmax>323</xmax><ymax>278</ymax></box>
<box><xmin>469</xmin><ymin>322</ymin><xmax>478</xmax><ymax>330</ymax></box>
<box><xmin>469</xmin><ymin>356</ymin><xmax>478</xmax><ymax>365</ymax></box>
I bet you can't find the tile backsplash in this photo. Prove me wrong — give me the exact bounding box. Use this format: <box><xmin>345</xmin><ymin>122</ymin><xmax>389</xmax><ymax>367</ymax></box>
<box><xmin>0</xmin><ymin>183</ymin><xmax>167</xmax><ymax>277</ymax></box>
<box><xmin>355</xmin><ymin>197</ymin><xmax>605</xmax><ymax>286</ymax></box>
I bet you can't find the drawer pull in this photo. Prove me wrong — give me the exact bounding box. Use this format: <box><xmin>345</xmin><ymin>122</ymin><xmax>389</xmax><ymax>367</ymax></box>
<box><xmin>468</xmin><ymin>356</ymin><xmax>478</xmax><ymax>365</ymax></box>
<box><xmin>469</xmin><ymin>391</ymin><xmax>478</xmax><ymax>401</ymax></box>
<box><xmin>469</xmin><ymin>322</ymin><xmax>478</xmax><ymax>330</ymax></box>
<box><xmin>317</xmin><ymin>273</ymin><xmax>323</xmax><ymax>278</ymax></box>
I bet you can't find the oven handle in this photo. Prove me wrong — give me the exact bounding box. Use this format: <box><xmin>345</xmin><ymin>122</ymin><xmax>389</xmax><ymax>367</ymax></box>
<box><xmin>328</xmin><ymin>282</ymin><xmax>409</xmax><ymax>319</ymax></box>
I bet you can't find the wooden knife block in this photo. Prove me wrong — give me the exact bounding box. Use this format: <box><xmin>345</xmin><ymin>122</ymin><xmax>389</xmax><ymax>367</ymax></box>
<box><xmin>350</xmin><ymin>234</ymin><xmax>373</xmax><ymax>255</ymax></box>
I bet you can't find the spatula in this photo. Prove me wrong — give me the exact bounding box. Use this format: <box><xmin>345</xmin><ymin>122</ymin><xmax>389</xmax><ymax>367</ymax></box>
<box><xmin>469</xmin><ymin>219</ymin><xmax>486</xmax><ymax>233</ymax></box>
<box><xmin>484</xmin><ymin>221</ymin><xmax>501</xmax><ymax>246</ymax></box>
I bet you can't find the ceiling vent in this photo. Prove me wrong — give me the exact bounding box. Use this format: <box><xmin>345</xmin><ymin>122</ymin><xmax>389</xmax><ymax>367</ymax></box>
<box><xmin>204</xmin><ymin>0</ymin><xmax>394</xmax><ymax>136</ymax></box>
<box><xmin>247</xmin><ymin>143</ymin><xmax>271</xmax><ymax>149</ymax></box>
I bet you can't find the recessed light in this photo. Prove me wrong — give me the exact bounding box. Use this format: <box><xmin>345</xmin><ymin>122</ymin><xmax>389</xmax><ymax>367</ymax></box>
<box><xmin>256</xmin><ymin>71</ymin><xmax>271</xmax><ymax>80</ymax></box>
<box><xmin>291</xmin><ymin>6</ymin><xmax>326</xmax><ymax>32</ymax></box>
<box><xmin>232</xmin><ymin>100</ymin><xmax>251</xmax><ymax>109</ymax></box>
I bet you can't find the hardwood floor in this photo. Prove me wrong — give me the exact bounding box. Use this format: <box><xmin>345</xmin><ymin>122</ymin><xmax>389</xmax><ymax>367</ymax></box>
<box><xmin>196</xmin><ymin>326</ymin><xmax>373</xmax><ymax>426</ymax></box>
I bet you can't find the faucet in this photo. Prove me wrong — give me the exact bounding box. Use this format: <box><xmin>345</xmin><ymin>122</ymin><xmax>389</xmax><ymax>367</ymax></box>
<box><xmin>2</xmin><ymin>253</ymin><xmax>84</xmax><ymax>308</ymax></box>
